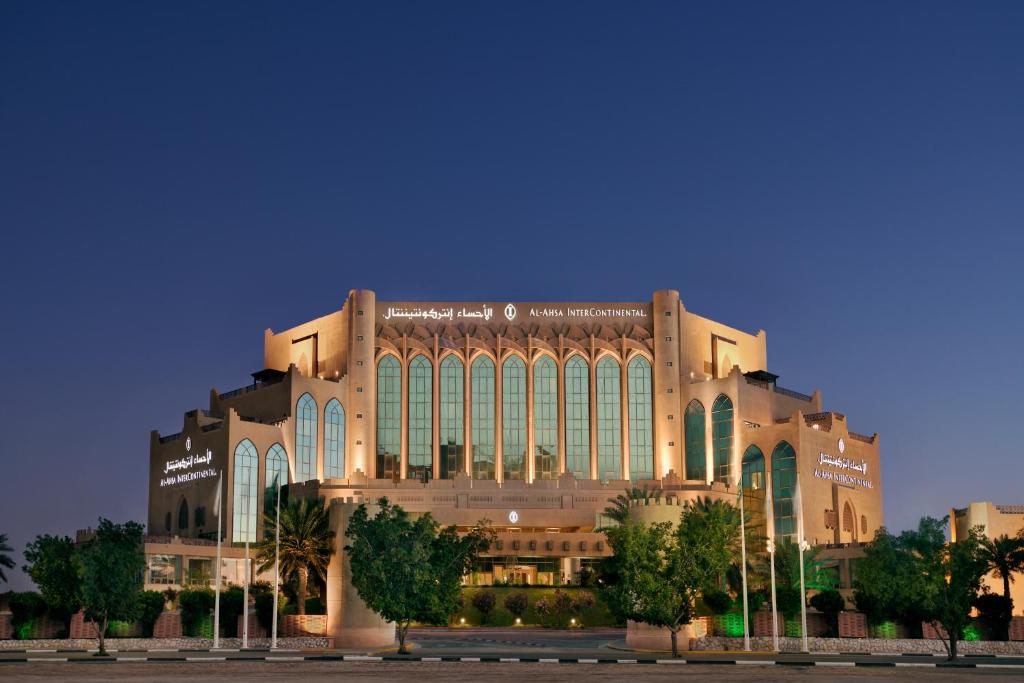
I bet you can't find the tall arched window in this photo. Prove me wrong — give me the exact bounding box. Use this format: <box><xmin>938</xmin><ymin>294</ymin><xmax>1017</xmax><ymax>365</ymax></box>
<box><xmin>627</xmin><ymin>356</ymin><xmax>653</xmax><ymax>481</ymax></box>
<box><xmin>533</xmin><ymin>356</ymin><xmax>558</xmax><ymax>480</ymax></box>
<box><xmin>177</xmin><ymin>498</ymin><xmax>189</xmax><ymax>531</ymax></box>
<box><xmin>264</xmin><ymin>443</ymin><xmax>288</xmax><ymax>521</ymax></box>
<box><xmin>596</xmin><ymin>356</ymin><xmax>622</xmax><ymax>482</ymax></box>
<box><xmin>564</xmin><ymin>356</ymin><xmax>590</xmax><ymax>479</ymax></box>
<box><xmin>771</xmin><ymin>441</ymin><xmax>798</xmax><ymax>542</ymax></box>
<box><xmin>376</xmin><ymin>355</ymin><xmax>401</xmax><ymax>479</ymax></box>
<box><xmin>295</xmin><ymin>393</ymin><xmax>318</xmax><ymax>482</ymax></box>
<box><xmin>408</xmin><ymin>355</ymin><xmax>433</xmax><ymax>481</ymax></box>
<box><xmin>439</xmin><ymin>355</ymin><xmax>464</xmax><ymax>479</ymax></box>
<box><xmin>684</xmin><ymin>400</ymin><xmax>706</xmax><ymax>481</ymax></box>
<box><xmin>502</xmin><ymin>356</ymin><xmax>527</xmax><ymax>481</ymax></box>
<box><xmin>324</xmin><ymin>399</ymin><xmax>345</xmax><ymax>479</ymax></box>
<box><xmin>741</xmin><ymin>445</ymin><xmax>765</xmax><ymax>527</ymax></box>
<box><xmin>471</xmin><ymin>356</ymin><xmax>495</xmax><ymax>479</ymax></box>
<box><xmin>711</xmin><ymin>394</ymin><xmax>734</xmax><ymax>484</ymax></box>
<box><xmin>232</xmin><ymin>438</ymin><xmax>258</xmax><ymax>543</ymax></box>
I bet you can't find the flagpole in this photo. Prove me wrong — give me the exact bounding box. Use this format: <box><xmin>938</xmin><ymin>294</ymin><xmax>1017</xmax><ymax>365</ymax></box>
<box><xmin>737</xmin><ymin>474</ymin><xmax>750</xmax><ymax>651</ymax></box>
<box><xmin>766</xmin><ymin>471</ymin><xmax>779</xmax><ymax>652</ymax></box>
<box><xmin>271</xmin><ymin>477</ymin><xmax>281</xmax><ymax>649</ymax></box>
<box><xmin>213</xmin><ymin>471</ymin><xmax>222</xmax><ymax>650</ymax></box>
<box><xmin>796</xmin><ymin>476</ymin><xmax>809</xmax><ymax>653</ymax></box>
<box><xmin>243</xmin><ymin>541</ymin><xmax>250</xmax><ymax>649</ymax></box>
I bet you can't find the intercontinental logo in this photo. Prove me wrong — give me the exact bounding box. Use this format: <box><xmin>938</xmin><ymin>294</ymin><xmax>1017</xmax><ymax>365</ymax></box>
<box><xmin>504</xmin><ymin>303</ymin><xmax>517</xmax><ymax>321</ymax></box>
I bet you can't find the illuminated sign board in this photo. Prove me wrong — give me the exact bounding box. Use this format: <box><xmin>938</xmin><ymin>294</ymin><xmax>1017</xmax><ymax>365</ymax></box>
<box><xmin>159</xmin><ymin>438</ymin><xmax>217</xmax><ymax>488</ymax></box>
<box><xmin>380</xmin><ymin>302</ymin><xmax>651</xmax><ymax>324</ymax></box>
<box><xmin>813</xmin><ymin>450</ymin><xmax>873</xmax><ymax>489</ymax></box>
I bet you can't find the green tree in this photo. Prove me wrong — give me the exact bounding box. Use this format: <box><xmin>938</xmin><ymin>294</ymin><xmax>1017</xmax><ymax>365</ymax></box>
<box><xmin>853</xmin><ymin>524</ymin><xmax>933</xmax><ymax>629</ymax></box>
<box><xmin>601</xmin><ymin>486</ymin><xmax>662</xmax><ymax>525</ymax></box>
<box><xmin>809</xmin><ymin>589</ymin><xmax>845</xmax><ymax>636</ymax></box>
<box><xmin>254</xmin><ymin>496</ymin><xmax>334</xmax><ymax>615</ymax></box>
<box><xmin>23</xmin><ymin>534</ymin><xmax>81</xmax><ymax>623</ymax></box>
<box><xmin>345</xmin><ymin>498</ymin><xmax>493</xmax><ymax>653</ymax></box>
<box><xmin>77</xmin><ymin>519</ymin><xmax>145</xmax><ymax>656</ymax></box>
<box><xmin>977</xmin><ymin>533</ymin><xmax>1024</xmax><ymax>605</ymax></box>
<box><xmin>137</xmin><ymin>591</ymin><xmax>166</xmax><ymax>637</ymax></box>
<box><xmin>603</xmin><ymin>496</ymin><xmax>740</xmax><ymax>657</ymax></box>
<box><xmin>504</xmin><ymin>592</ymin><xmax>528</xmax><ymax>621</ymax></box>
<box><xmin>0</xmin><ymin>533</ymin><xmax>15</xmax><ymax>584</ymax></box>
<box><xmin>923</xmin><ymin>525</ymin><xmax>988</xmax><ymax>661</ymax></box>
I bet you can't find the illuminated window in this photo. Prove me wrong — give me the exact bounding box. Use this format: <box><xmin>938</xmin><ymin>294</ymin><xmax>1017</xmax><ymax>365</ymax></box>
<box><xmin>711</xmin><ymin>394</ymin><xmax>733</xmax><ymax>484</ymax></box>
<box><xmin>502</xmin><ymin>356</ymin><xmax>527</xmax><ymax>480</ymax></box>
<box><xmin>439</xmin><ymin>355</ymin><xmax>464</xmax><ymax>479</ymax></box>
<box><xmin>408</xmin><ymin>355</ymin><xmax>433</xmax><ymax>482</ymax></box>
<box><xmin>376</xmin><ymin>356</ymin><xmax>401</xmax><ymax>479</ymax></box>
<box><xmin>533</xmin><ymin>356</ymin><xmax>558</xmax><ymax>480</ymax></box>
<box><xmin>684</xmin><ymin>399</ymin><xmax>706</xmax><ymax>481</ymax></box>
<box><xmin>471</xmin><ymin>356</ymin><xmax>495</xmax><ymax>479</ymax></box>
<box><xmin>564</xmin><ymin>356</ymin><xmax>590</xmax><ymax>479</ymax></box>
<box><xmin>232</xmin><ymin>438</ymin><xmax>258</xmax><ymax>543</ymax></box>
<box><xmin>771</xmin><ymin>441</ymin><xmax>798</xmax><ymax>543</ymax></box>
<box><xmin>324</xmin><ymin>399</ymin><xmax>345</xmax><ymax>479</ymax></box>
<box><xmin>295</xmin><ymin>393</ymin><xmax>318</xmax><ymax>482</ymax></box>
<box><xmin>627</xmin><ymin>356</ymin><xmax>653</xmax><ymax>480</ymax></box>
<box><xmin>741</xmin><ymin>445</ymin><xmax>765</xmax><ymax>522</ymax></box>
<box><xmin>596</xmin><ymin>356</ymin><xmax>622</xmax><ymax>482</ymax></box>
<box><xmin>264</xmin><ymin>443</ymin><xmax>288</xmax><ymax>525</ymax></box>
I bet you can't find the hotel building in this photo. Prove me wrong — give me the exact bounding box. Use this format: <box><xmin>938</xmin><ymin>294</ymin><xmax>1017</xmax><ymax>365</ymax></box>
<box><xmin>147</xmin><ymin>289</ymin><xmax>882</xmax><ymax>592</ymax></box>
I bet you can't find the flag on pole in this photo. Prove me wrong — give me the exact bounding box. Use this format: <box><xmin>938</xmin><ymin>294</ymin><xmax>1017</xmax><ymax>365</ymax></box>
<box><xmin>213</xmin><ymin>471</ymin><xmax>223</xmax><ymax>649</ymax></box>
<box><xmin>736</xmin><ymin>471</ymin><xmax>750</xmax><ymax>651</ymax></box>
<box><xmin>795</xmin><ymin>475</ymin><xmax>809</xmax><ymax>653</ymax></box>
<box><xmin>765</xmin><ymin>470</ymin><xmax>779</xmax><ymax>652</ymax></box>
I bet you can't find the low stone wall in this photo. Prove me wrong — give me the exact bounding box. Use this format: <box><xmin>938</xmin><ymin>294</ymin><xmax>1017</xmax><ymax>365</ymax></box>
<box><xmin>153</xmin><ymin>611</ymin><xmax>182</xmax><ymax>638</ymax></box>
<box><xmin>625</xmin><ymin>620</ymin><xmax>704</xmax><ymax>651</ymax></box>
<box><xmin>0</xmin><ymin>612</ymin><xmax>11</xmax><ymax>640</ymax></box>
<box><xmin>281</xmin><ymin>614</ymin><xmax>327</xmax><ymax>637</ymax></box>
<box><xmin>237</xmin><ymin>612</ymin><xmax>268</xmax><ymax>639</ymax></box>
<box><xmin>693</xmin><ymin>636</ymin><xmax>1024</xmax><ymax>655</ymax></box>
<box><xmin>0</xmin><ymin>636</ymin><xmax>329</xmax><ymax>650</ymax></box>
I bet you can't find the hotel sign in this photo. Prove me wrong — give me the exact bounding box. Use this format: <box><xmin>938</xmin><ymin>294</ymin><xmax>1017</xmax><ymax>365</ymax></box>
<box><xmin>159</xmin><ymin>437</ymin><xmax>218</xmax><ymax>488</ymax></box>
<box><xmin>379</xmin><ymin>302</ymin><xmax>651</xmax><ymax>324</ymax></box>
<box><xmin>814</xmin><ymin>451</ymin><xmax>873</xmax><ymax>489</ymax></box>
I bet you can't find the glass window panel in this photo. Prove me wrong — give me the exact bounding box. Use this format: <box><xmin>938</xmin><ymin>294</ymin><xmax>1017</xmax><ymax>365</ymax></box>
<box><xmin>231</xmin><ymin>438</ymin><xmax>258</xmax><ymax>543</ymax></box>
<box><xmin>439</xmin><ymin>355</ymin><xmax>464</xmax><ymax>479</ymax></box>
<box><xmin>596</xmin><ymin>356</ymin><xmax>622</xmax><ymax>482</ymax></box>
<box><xmin>771</xmin><ymin>441</ymin><xmax>798</xmax><ymax>543</ymax></box>
<box><xmin>502</xmin><ymin>356</ymin><xmax>527</xmax><ymax>481</ymax></box>
<box><xmin>407</xmin><ymin>355</ymin><xmax>433</xmax><ymax>481</ymax></box>
<box><xmin>684</xmin><ymin>400</ymin><xmax>706</xmax><ymax>481</ymax></box>
<box><xmin>148</xmin><ymin>554</ymin><xmax>179</xmax><ymax>585</ymax></box>
<box><xmin>324</xmin><ymin>399</ymin><xmax>345</xmax><ymax>479</ymax></box>
<box><xmin>711</xmin><ymin>394</ymin><xmax>733</xmax><ymax>484</ymax></box>
<box><xmin>471</xmin><ymin>356</ymin><xmax>495</xmax><ymax>479</ymax></box>
<box><xmin>376</xmin><ymin>356</ymin><xmax>401</xmax><ymax>479</ymax></box>
<box><xmin>533</xmin><ymin>356</ymin><xmax>558</xmax><ymax>480</ymax></box>
<box><xmin>627</xmin><ymin>356</ymin><xmax>653</xmax><ymax>480</ymax></box>
<box><xmin>264</xmin><ymin>443</ymin><xmax>288</xmax><ymax>529</ymax></box>
<box><xmin>295</xmin><ymin>393</ymin><xmax>318</xmax><ymax>482</ymax></box>
<box><xmin>564</xmin><ymin>356</ymin><xmax>590</xmax><ymax>479</ymax></box>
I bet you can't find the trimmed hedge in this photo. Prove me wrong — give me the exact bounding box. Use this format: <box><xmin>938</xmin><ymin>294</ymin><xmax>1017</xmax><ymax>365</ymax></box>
<box><xmin>453</xmin><ymin>587</ymin><xmax>617</xmax><ymax>627</ymax></box>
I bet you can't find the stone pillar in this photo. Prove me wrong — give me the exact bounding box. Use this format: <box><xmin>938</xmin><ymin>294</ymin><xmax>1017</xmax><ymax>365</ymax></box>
<box><xmin>349</xmin><ymin>289</ymin><xmax>376</xmax><ymax>478</ymax></box>
<box><xmin>327</xmin><ymin>498</ymin><xmax>395</xmax><ymax>648</ymax></box>
<box><xmin>651</xmin><ymin>290</ymin><xmax>682</xmax><ymax>480</ymax></box>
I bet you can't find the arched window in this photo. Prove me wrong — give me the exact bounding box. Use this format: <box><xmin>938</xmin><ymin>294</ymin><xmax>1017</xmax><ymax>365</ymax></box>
<box><xmin>564</xmin><ymin>356</ymin><xmax>591</xmax><ymax>479</ymax></box>
<box><xmin>711</xmin><ymin>394</ymin><xmax>734</xmax><ymax>484</ymax></box>
<box><xmin>376</xmin><ymin>356</ymin><xmax>401</xmax><ymax>479</ymax></box>
<box><xmin>295</xmin><ymin>393</ymin><xmax>318</xmax><ymax>482</ymax></box>
<box><xmin>741</xmin><ymin>445</ymin><xmax>765</xmax><ymax>526</ymax></box>
<box><xmin>232</xmin><ymin>438</ymin><xmax>258</xmax><ymax>543</ymax></box>
<box><xmin>684</xmin><ymin>400</ymin><xmax>706</xmax><ymax>481</ymax></box>
<box><xmin>771</xmin><ymin>441</ymin><xmax>798</xmax><ymax>543</ymax></box>
<box><xmin>439</xmin><ymin>355</ymin><xmax>464</xmax><ymax>479</ymax></box>
<box><xmin>502</xmin><ymin>356</ymin><xmax>527</xmax><ymax>481</ymax></box>
<box><xmin>471</xmin><ymin>356</ymin><xmax>495</xmax><ymax>479</ymax></box>
<box><xmin>407</xmin><ymin>355</ymin><xmax>433</xmax><ymax>481</ymax></box>
<box><xmin>264</xmin><ymin>443</ymin><xmax>288</xmax><ymax>520</ymax></box>
<box><xmin>627</xmin><ymin>356</ymin><xmax>653</xmax><ymax>481</ymax></box>
<box><xmin>177</xmin><ymin>498</ymin><xmax>189</xmax><ymax>531</ymax></box>
<box><xmin>843</xmin><ymin>501</ymin><xmax>854</xmax><ymax>533</ymax></box>
<box><xmin>596</xmin><ymin>356</ymin><xmax>622</xmax><ymax>482</ymax></box>
<box><xmin>324</xmin><ymin>399</ymin><xmax>345</xmax><ymax>479</ymax></box>
<box><xmin>165</xmin><ymin>511</ymin><xmax>172</xmax><ymax>532</ymax></box>
<box><xmin>533</xmin><ymin>356</ymin><xmax>558</xmax><ymax>480</ymax></box>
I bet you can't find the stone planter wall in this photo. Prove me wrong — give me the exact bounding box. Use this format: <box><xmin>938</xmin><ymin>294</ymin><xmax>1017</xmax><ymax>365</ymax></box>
<box><xmin>0</xmin><ymin>613</ymin><xmax>11</xmax><ymax>640</ymax></box>
<box><xmin>236</xmin><ymin>612</ymin><xmax>267</xmax><ymax>639</ymax></box>
<box><xmin>694</xmin><ymin>635</ymin><xmax>1024</xmax><ymax>655</ymax></box>
<box><xmin>281</xmin><ymin>614</ymin><xmax>326</xmax><ymax>637</ymax></box>
<box><xmin>625</xmin><ymin>620</ymin><xmax>703</xmax><ymax>651</ymax></box>
<box><xmin>752</xmin><ymin>611</ymin><xmax>783</xmax><ymax>637</ymax></box>
<box><xmin>838</xmin><ymin>611</ymin><xmax>868</xmax><ymax>638</ymax></box>
<box><xmin>153</xmin><ymin>611</ymin><xmax>182</xmax><ymax>638</ymax></box>
<box><xmin>1011</xmin><ymin>616</ymin><xmax>1024</xmax><ymax>641</ymax></box>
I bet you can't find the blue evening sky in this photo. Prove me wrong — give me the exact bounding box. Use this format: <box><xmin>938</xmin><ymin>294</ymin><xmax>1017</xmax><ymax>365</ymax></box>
<box><xmin>1</xmin><ymin>2</ymin><xmax>1022</xmax><ymax>589</ymax></box>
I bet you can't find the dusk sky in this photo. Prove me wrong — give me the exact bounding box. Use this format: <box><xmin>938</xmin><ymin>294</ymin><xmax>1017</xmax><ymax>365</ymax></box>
<box><xmin>2</xmin><ymin>2</ymin><xmax>1022</xmax><ymax>591</ymax></box>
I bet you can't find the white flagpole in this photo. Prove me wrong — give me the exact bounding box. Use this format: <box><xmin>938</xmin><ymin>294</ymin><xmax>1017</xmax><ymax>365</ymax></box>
<box><xmin>737</xmin><ymin>473</ymin><xmax>750</xmax><ymax>651</ymax></box>
<box><xmin>766</xmin><ymin>471</ymin><xmax>779</xmax><ymax>652</ymax></box>
<box><xmin>213</xmin><ymin>471</ymin><xmax>223</xmax><ymax>649</ymax></box>
<box><xmin>796</xmin><ymin>476</ymin><xmax>809</xmax><ymax>653</ymax></box>
<box><xmin>271</xmin><ymin>477</ymin><xmax>281</xmax><ymax>649</ymax></box>
<box><xmin>243</xmin><ymin>541</ymin><xmax>250</xmax><ymax>649</ymax></box>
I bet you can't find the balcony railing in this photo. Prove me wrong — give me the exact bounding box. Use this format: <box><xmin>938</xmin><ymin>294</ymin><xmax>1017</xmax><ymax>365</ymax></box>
<box><xmin>848</xmin><ymin>431</ymin><xmax>875</xmax><ymax>444</ymax></box>
<box><xmin>775</xmin><ymin>385</ymin><xmax>813</xmax><ymax>402</ymax></box>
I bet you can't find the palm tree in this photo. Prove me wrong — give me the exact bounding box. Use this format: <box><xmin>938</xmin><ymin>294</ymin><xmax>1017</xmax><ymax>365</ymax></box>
<box><xmin>0</xmin><ymin>533</ymin><xmax>14</xmax><ymax>584</ymax></box>
<box><xmin>977</xmin><ymin>533</ymin><xmax>1024</xmax><ymax>602</ymax></box>
<box><xmin>601</xmin><ymin>485</ymin><xmax>662</xmax><ymax>524</ymax></box>
<box><xmin>254</xmin><ymin>496</ymin><xmax>335</xmax><ymax>615</ymax></box>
